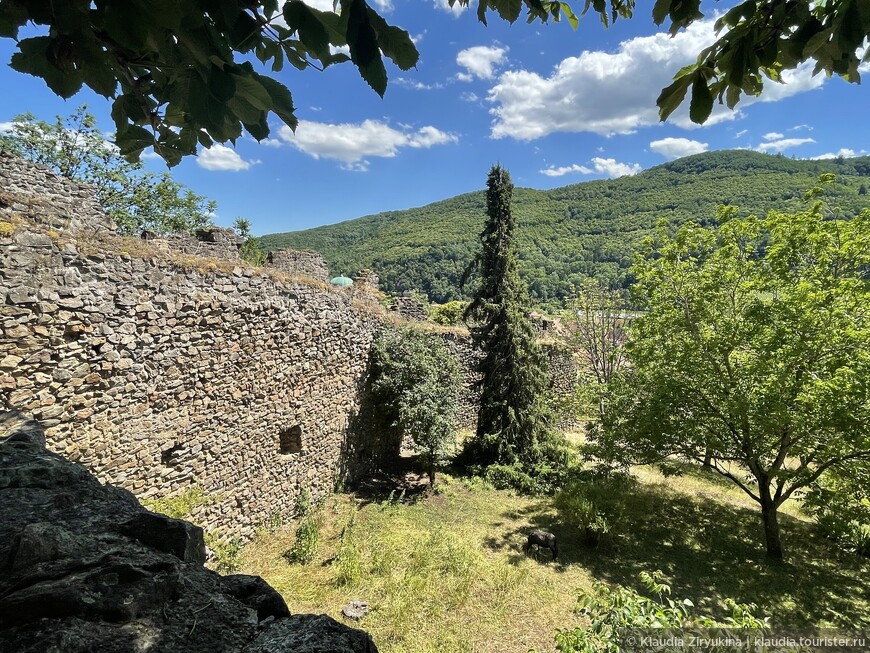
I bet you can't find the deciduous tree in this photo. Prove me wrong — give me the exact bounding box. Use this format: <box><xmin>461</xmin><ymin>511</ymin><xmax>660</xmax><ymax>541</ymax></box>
<box><xmin>592</xmin><ymin>185</ymin><xmax>870</xmax><ymax>560</ymax></box>
<box><xmin>368</xmin><ymin>326</ymin><xmax>461</xmax><ymax>486</ymax></box>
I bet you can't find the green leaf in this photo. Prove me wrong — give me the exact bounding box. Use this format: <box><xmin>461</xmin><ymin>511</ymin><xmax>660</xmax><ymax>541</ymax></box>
<box><xmin>10</xmin><ymin>37</ymin><xmax>83</xmax><ymax>98</ymax></box>
<box><xmin>231</xmin><ymin>73</ymin><xmax>273</xmax><ymax>111</ymax></box>
<box><xmin>346</xmin><ymin>0</ymin><xmax>387</xmax><ymax>96</ymax></box>
<box><xmin>366</xmin><ymin>10</ymin><xmax>420</xmax><ymax>71</ymax></box>
<box><xmin>725</xmin><ymin>83</ymin><xmax>741</xmax><ymax>109</ymax></box>
<box><xmin>116</xmin><ymin>124</ymin><xmax>155</xmax><ymax>158</ymax></box>
<box><xmin>652</xmin><ymin>0</ymin><xmax>671</xmax><ymax>25</ymax></box>
<box><xmin>208</xmin><ymin>66</ymin><xmax>237</xmax><ymax>102</ymax></box>
<box><xmin>255</xmin><ymin>74</ymin><xmax>298</xmax><ymax>128</ymax></box>
<box><xmin>477</xmin><ymin>0</ymin><xmax>489</xmax><ymax>26</ymax></box>
<box><xmin>76</xmin><ymin>41</ymin><xmax>118</xmax><ymax>98</ymax></box>
<box><xmin>229</xmin><ymin>11</ymin><xmax>261</xmax><ymax>51</ymax></box>
<box><xmin>0</xmin><ymin>2</ymin><xmax>28</xmax><ymax>38</ymax></box>
<box><xmin>494</xmin><ymin>0</ymin><xmax>523</xmax><ymax>23</ymax></box>
<box><xmin>284</xmin><ymin>1</ymin><xmax>331</xmax><ymax>56</ymax></box>
<box><xmin>102</xmin><ymin>2</ymin><xmax>150</xmax><ymax>50</ymax></box>
<box><xmin>560</xmin><ymin>3</ymin><xmax>580</xmax><ymax>29</ymax></box>
<box><xmin>689</xmin><ymin>74</ymin><xmax>714</xmax><ymax>124</ymax></box>
<box><xmin>188</xmin><ymin>74</ymin><xmax>228</xmax><ymax>133</ymax></box>
<box><xmin>656</xmin><ymin>74</ymin><xmax>692</xmax><ymax>120</ymax></box>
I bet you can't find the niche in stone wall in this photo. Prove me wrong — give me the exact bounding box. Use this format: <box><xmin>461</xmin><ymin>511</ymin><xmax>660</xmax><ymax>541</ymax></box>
<box><xmin>279</xmin><ymin>425</ymin><xmax>303</xmax><ymax>455</ymax></box>
<box><xmin>161</xmin><ymin>443</ymin><xmax>184</xmax><ymax>467</ymax></box>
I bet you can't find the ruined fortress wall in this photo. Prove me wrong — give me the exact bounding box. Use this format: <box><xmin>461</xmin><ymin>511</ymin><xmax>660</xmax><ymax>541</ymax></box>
<box><xmin>1</xmin><ymin>155</ymin><xmax>378</xmax><ymax>540</ymax></box>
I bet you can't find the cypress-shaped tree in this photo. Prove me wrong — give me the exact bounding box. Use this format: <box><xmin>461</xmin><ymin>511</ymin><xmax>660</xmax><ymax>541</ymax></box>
<box><xmin>464</xmin><ymin>165</ymin><xmax>553</xmax><ymax>467</ymax></box>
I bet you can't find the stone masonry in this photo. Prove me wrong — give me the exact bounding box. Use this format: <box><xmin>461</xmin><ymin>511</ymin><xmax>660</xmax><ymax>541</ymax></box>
<box><xmin>266</xmin><ymin>248</ymin><xmax>330</xmax><ymax>281</ymax></box>
<box><xmin>1</xmin><ymin>154</ymin><xmax>379</xmax><ymax>541</ymax></box>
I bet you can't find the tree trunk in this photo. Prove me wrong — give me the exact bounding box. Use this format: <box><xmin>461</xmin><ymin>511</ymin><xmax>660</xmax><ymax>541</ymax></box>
<box><xmin>759</xmin><ymin>483</ymin><xmax>783</xmax><ymax>561</ymax></box>
<box><xmin>702</xmin><ymin>448</ymin><xmax>713</xmax><ymax>469</ymax></box>
<box><xmin>428</xmin><ymin>464</ymin><xmax>436</xmax><ymax>488</ymax></box>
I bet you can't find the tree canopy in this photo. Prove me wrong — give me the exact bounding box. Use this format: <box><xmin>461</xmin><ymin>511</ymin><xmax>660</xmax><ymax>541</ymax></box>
<box><xmin>592</xmin><ymin>185</ymin><xmax>870</xmax><ymax>559</ymax></box>
<box><xmin>2</xmin><ymin>0</ymin><xmax>866</xmax><ymax>165</ymax></box>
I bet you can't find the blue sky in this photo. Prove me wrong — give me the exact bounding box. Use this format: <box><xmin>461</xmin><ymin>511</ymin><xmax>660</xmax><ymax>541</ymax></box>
<box><xmin>1</xmin><ymin>1</ymin><xmax>868</xmax><ymax>235</ymax></box>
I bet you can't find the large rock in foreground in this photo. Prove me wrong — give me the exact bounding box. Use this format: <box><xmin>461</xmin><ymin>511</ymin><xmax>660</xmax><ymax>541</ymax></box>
<box><xmin>0</xmin><ymin>411</ymin><xmax>378</xmax><ymax>653</ymax></box>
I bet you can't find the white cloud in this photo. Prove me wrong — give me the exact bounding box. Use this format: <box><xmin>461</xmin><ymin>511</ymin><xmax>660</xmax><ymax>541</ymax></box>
<box><xmin>487</xmin><ymin>20</ymin><xmax>827</xmax><ymax>140</ymax></box>
<box><xmin>0</xmin><ymin>121</ymin><xmax>14</xmax><ymax>134</ymax></box>
<box><xmin>394</xmin><ymin>77</ymin><xmax>444</xmax><ymax>91</ymax></box>
<box><xmin>591</xmin><ymin>157</ymin><xmax>642</xmax><ymax>178</ymax></box>
<box><xmin>763</xmin><ymin>132</ymin><xmax>784</xmax><ymax>141</ymax></box>
<box><xmin>197</xmin><ymin>144</ymin><xmax>260</xmax><ymax>171</ymax></box>
<box><xmin>755</xmin><ymin>137</ymin><xmax>815</xmax><ymax>153</ymax></box>
<box><xmin>434</xmin><ymin>0</ymin><xmax>467</xmax><ymax>16</ymax></box>
<box><xmin>789</xmin><ymin>124</ymin><xmax>813</xmax><ymax>131</ymax></box>
<box><xmin>735</xmin><ymin>129</ymin><xmax>749</xmax><ymax>139</ymax></box>
<box><xmin>540</xmin><ymin>163</ymin><xmax>593</xmax><ymax>177</ymax></box>
<box><xmin>649</xmin><ymin>137</ymin><xmax>708</xmax><ymax>159</ymax></box>
<box><xmin>275</xmin><ymin>119</ymin><xmax>457</xmax><ymax>169</ymax></box>
<box><xmin>407</xmin><ymin>125</ymin><xmax>458</xmax><ymax>148</ymax></box>
<box><xmin>810</xmin><ymin>148</ymin><xmax>866</xmax><ymax>160</ymax></box>
<box><xmin>460</xmin><ymin>91</ymin><xmax>480</xmax><ymax>103</ymax></box>
<box><xmin>456</xmin><ymin>45</ymin><xmax>508</xmax><ymax>81</ymax></box>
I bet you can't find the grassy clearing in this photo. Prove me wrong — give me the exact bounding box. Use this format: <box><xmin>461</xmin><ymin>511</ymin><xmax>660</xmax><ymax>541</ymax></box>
<box><xmin>242</xmin><ymin>477</ymin><xmax>593</xmax><ymax>653</ymax></box>
<box><xmin>240</xmin><ymin>465</ymin><xmax>870</xmax><ymax>653</ymax></box>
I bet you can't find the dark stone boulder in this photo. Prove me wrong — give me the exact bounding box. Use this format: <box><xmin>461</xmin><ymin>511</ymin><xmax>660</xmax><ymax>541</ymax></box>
<box><xmin>0</xmin><ymin>410</ymin><xmax>379</xmax><ymax>652</ymax></box>
<box><xmin>220</xmin><ymin>575</ymin><xmax>291</xmax><ymax>621</ymax></box>
<box><xmin>118</xmin><ymin>512</ymin><xmax>207</xmax><ymax>564</ymax></box>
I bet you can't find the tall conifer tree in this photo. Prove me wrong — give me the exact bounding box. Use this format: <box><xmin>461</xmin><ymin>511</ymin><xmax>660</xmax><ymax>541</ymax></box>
<box><xmin>464</xmin><ymin>165</ymin><xmax>553</xmax><ymax>466</ymax></box>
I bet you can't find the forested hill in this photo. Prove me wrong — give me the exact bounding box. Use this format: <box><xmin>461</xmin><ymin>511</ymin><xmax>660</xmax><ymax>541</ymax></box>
<box><xmin>259</xmin><ymin>150</ymin><xmax>870</xmax><ymax>305</ymax></box>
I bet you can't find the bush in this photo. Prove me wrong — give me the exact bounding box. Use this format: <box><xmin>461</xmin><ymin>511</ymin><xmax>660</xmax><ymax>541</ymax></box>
<box><xmin>554</xmin><ymin>571</ymin><xmax>768</xmax><ymax>652</ymax></box>
<box><xmin>804</xmin><ymin>465</ymin><xmax>870</xmax><ymax>556</ymax></box>
<box><xmin>554</xmin><ymin>470</ymin><xmax>634</xmax><ymax>545</ymax></box>
<box><xmin>470</xmin><ymin>435</ymin><xmax>578</xmax><ymax>495</ymax></box>
<box><xmin>428</xmin><ymin>300</ymin><xmax>468</xmax><ymax>326</ymax></box>
<box><xmin>369</xmin><ymin>326</ymin><xmax>461</xmax><ymax>485</ymax></box>
<box><xmin>207</xmin><ymin>534</ymin><xmax>243</xmax><ymax>573</ymax></box>
<box><xmin>142</xmin><ymin>485</ymin><xmax>209</xmax><ymax>520</ymax></box>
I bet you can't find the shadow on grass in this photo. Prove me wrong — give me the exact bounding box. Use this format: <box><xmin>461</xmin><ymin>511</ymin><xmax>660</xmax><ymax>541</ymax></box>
<box><xmin>350</xmin><ymin>453</ymin><xmax>432</xmax><ymax>508</ymax></box>
<box><xmin>491</xmin><ymin>477</ymin><xmax>870</xmax><ymax>628</ymax></box>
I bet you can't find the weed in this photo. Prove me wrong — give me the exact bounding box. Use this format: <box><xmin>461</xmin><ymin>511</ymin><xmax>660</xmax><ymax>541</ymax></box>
<box><xmin>208</xmin><ymin>533</ymin><xmax>243</xmax><ymax>574</ymax></box>
<box><xmin>142</xmin><ymin>485</ymin><xmax>209</xmax><ymax>520</ymax></box>
<box><xmin>283</xmin><ymin>508</ymin><xmax>324</xmax><ymax>565</ymax></box>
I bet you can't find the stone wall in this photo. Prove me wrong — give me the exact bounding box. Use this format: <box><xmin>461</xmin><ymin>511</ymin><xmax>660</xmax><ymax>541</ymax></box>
<box><xmin>143</xmin><ymin>226</ymin><xmax>245</xmax><ymax>260</ymax></box>
<box><xmin>1</xmin><ymin>156</ymin><xmax>380</xmax><ymax>540</ymax></box>
<box><xmin>267</xmin><ymin>248</ymin><xmax>330</xmax><ymax>281</ymax></box>
<box><xmin>0</xmin><ymin>150</ymin><xmax>115</xmax><ymax>236</ymax></box>
<box><xmin>0</xmin><ymin>411</ymin><xmax>379</xmax><ymax>653</ymax></box>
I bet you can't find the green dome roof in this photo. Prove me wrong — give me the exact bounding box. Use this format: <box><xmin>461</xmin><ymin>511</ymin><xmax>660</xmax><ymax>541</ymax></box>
<box><xmin>330</xmin><ymin>276</ymin><xmax>353</xmax><ymax>287</ymax></box>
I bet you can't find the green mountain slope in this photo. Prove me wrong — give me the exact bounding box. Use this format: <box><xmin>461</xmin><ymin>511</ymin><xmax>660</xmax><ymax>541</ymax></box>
<box><xmin>259</xmin><ymin>150</ymin><xmax>870</xmax><ymax>304</ymax></box>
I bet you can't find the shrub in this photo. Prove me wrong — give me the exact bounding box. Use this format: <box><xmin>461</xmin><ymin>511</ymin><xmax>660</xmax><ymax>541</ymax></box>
<box><xmin>554</xmin><ymin>470</ymin><xmax>634</xmax><ymax>544</ymax></box>
<box><xmin>207</xmin><ymin>534</ymin><xmax>243</xmax><ymax>574</ymax></box>
<box><xmin>369</xmin><ymin>326</ymin><xmax>461</xmax><ymax>485</ymax></box>
<box><xmin>142</xmin><ymin>485</ymin><xmax>209</xmax><ymax>520</ymax></box>
<box><xmin>429</xmin><ymin>300</ymin><xmax>468</xmax><ymax>326</ymax></box>
<box><xmin>804</xmin><ymin>465</ymin><xmax>870</xmax><ymax>556</ymax></box>
<box><xmin>554</xmin><ymin>571</ymin><xmax>768</xmax><ymax>652</ymax></box>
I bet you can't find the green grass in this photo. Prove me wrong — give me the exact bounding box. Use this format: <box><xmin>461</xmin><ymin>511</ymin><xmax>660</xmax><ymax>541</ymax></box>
<box><xmin>240</xmin><ymin>466</ymin><xmax>870</xmax><ymax>653</ymax></box>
